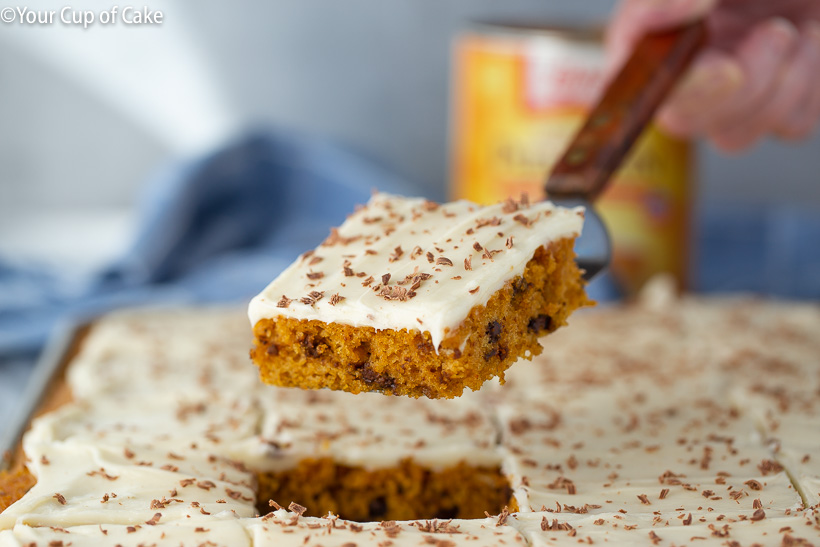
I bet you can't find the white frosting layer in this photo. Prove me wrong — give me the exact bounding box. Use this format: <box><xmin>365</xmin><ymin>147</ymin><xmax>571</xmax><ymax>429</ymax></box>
<box><xmin>251</xmin><ymin>388</ymin><xmax>501</xmax><ymax>472</ymax></box>
<box><xmin>249</xmin><ymin>194</ymin><xmax>584</xmax><ymax>349</ymax></box>
<box><xmin>0</xmin><ymin>513</ymin><xmax>251</xmax><ymax>546</ymax></box>
<box><xmin>509</xmin><ymin>511</ymin><xmax>820</xmax><ymax>547</ymax></box>
<box><xmin>245</xmin><ymin>510</ymin><xmax>526</xmax><ymax>547</ymax></box>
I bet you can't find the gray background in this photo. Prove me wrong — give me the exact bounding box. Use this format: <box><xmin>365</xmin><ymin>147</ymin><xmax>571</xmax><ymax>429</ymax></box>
<box><xmin>1</xmin><ymin>1</ymin><xmax>819</xmax><ymax>227</ymax></box>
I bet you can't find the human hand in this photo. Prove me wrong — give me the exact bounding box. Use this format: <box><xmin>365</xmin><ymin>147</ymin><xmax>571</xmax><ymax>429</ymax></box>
<box><xmin>607</xmin><ymin>0</ymin><xmax>820</xmax><ymax>151</ymax></box>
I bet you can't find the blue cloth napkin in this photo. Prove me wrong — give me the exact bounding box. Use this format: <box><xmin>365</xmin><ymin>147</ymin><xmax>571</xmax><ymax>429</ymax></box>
<box><xmin>0</xmin><ymin>131</ymin><xmax>420</xmax><ymax>357</ymax></box>
<box><xmin>1</xmin><ymin>129</ymin><xmax>818</xmax><ymax>360</ymax></box>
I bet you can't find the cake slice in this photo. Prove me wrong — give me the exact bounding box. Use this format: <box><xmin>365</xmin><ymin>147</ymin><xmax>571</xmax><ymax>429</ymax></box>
<box><xmin>249</xmin><ymin>193</ymin><xmax>590</xmax><ymax>398</ymax></box>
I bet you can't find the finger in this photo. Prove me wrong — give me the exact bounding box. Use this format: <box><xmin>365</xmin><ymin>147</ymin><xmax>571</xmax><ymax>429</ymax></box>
<box><xmin>707</xmin><ymin>18</ymin><xmax>799</xmax><ymax>152</ymax></box>
<box><xmin>716</xmin><ymin>22</ymin><xmax>819</xmax><ymax>148</ymax></box>
<box><xmin>656</xmin><ymin>51</ymin><xmax>744</xmax><ymax>137</ymax></box>
<box><xmin>778</xmin><ymin>23</ymin><xmax>820</xmax><ymax>139</ymax></box>
<box><xmin>606</xmin><ymin>0</ymin><xmax>718</xmax><ymax>74</ymax></box>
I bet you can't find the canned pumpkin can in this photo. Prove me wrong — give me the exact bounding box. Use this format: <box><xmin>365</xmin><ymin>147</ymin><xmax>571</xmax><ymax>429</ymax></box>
<box><xmin>450</xmin><ymin>23</ymin><xmax>692</xmax><ymax>295</ymax></box>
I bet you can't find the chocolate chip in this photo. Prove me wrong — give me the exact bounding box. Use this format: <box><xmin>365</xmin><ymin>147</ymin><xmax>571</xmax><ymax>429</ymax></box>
<box><xmin>512</xmin><ymin>279</ymin><xmax>532</xmax><ymax>297</ymax></box>
<box><xmin>368</xmin><ymin>496</ymin><xmax>388</xmax><ymax>518</ymax></box>
<box><xmin>528</xmin><ymin>314</ymin><xmax>552</xmax><ymax>334</ymax></box>
<box><xmin>359</xmin><ymin>364</ymin><xmax>396</xmax><ymax>391</ymax></box>
<box><xmin>299</xmin><ymin>334</ymin><xmax>327</xmax><ymax>358</ymax></box>
<box><xmin>437</xmin><ymin>506</ymin><xmax>459</xmax><ymax>520</ymax></box>
<box><xmin>486</xmin><ymin>320</ymin><xmax>502</xmax><ymax>344</ymax></box>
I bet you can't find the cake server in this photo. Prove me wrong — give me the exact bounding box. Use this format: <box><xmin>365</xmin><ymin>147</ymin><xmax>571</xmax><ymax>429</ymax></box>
<box><xmin>546</xmin><ymin>19</ymin><xmax>708</xmax><ymax>281</ymax></box>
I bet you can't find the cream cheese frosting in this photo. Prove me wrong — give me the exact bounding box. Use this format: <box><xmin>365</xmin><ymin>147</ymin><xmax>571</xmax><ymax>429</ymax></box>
<box><xmin>245</xmin><ymin>510</ymin><xmax>527</xmax><ymax>547</ymax></box>
<box><xmin>251</xmin><ymin>388</ymin><xmax>501</xmax><ymax>472</ymax></box>
<box><xmin>248</xmin><ymin>194</ymin><xmax>584</xmax><ymax>349</ymax></box>
<box><xmin>3</xmin><ymin>288</ymin><xmax>820</xmax><ymax>545</ymax></box>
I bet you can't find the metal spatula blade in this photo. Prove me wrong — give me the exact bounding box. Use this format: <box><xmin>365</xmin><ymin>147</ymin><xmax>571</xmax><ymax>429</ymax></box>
<box><xmin>546</xmin><ymin>19</ymin><xmax>708</xmax><ymax>281</ymax></box>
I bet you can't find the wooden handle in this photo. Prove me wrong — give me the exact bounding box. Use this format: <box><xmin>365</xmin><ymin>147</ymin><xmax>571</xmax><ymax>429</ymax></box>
<box><xmin>545</xmin><ymin>19</ymin><xmax>707</xmax><ymax>201</ymax></box>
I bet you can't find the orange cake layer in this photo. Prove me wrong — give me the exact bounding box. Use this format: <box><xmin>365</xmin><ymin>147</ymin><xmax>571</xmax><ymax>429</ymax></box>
<box><xmin>0</xmin><ymin>469</ymin><xmax>35</xmax><ymax>513</ymax></box>
<box><xmin>257</xmin><ymin>458</ymin><xmax>511</xmax><ymax>522</ymax></box>
<box><xmin>252</xmin><ymin>239</ymin><xmax>589</xmax><ymax>398</ymax></box>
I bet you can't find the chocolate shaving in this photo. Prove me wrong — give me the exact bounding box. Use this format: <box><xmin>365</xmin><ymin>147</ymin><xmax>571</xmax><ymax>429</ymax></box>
<box><xmin>464</xmin><ymin>256</ymin><xmax>472</xmax><ymax>271</ymax></box>
<box><xmin>329</xmin><ymin>293</ymin><xmax>345</xmax><ymax>306</ymax></box>
<box><xmin>277</xmin><ymin>295</ymin><xmax>293</xmax><ymax>308</ymax></box>
<box><xmin>751</xmin><ymin>508</ymin><xmax>766</xmax><ymax>521</ymax></box>
<box><xmin>362</xmin><ymin>276</ymin><xmax>375</xmax><ymax>287</ymax></box>
<box><xmin>196</xmin><ymin>480</ymin><xmax>216</xmax><ymax>491</ymax></box>
<box><xmin>86</xmin><ymin>467</ymin><xmax>119</xmax><ymax>481</ymax></box>
<box><xmin>382</xmin><ymin>273</ymin><xmax>391</xmax><ymax>285</ymax></box>
<box><xmin>308</xmin><ymin>256</ymin><xmax>323</xmax><ymax>266</ymax></box>
<box><xmin>496</xmin><ymin>507</ymin><xmax>510</xmax><ymax>526</ymax></box>
<box><xmin>472</xmin><ymin>242</ymin><xmax>483</xmax><ymax>252</ymax></box>
<box><xmin>757</xmin><ymin>459</ymin><xmax>783</xmax><ymax>476</ymax></box>
<box><xmin>289</xmin><ymin>501</ymin><xmax>307</xmax><ymax>516</ymax></box>
<box><xmin>506</xmin><ymin>236</ymin><xmax>514</xmax><ymax>249</ymax></box>
<box><xmin>468</xmin><ymin>286</ymin><xmax>479</xmax><ymax>294</ymax></box>
<box><xmin>547</xmin><ymin>477</ymin><xmax>576</xmax><ymax>495</ymax></box>
<box><xmin>436</xmin><ymin>257</ymin><xmax>453</xmax><ymax>266</ymax></box>
<box><xmin>306</xmin><ymin>271</ymin><xmax>324</xmax><ymax>280</ymax></box>
<box><xmin>637</xmin><ymin>494</ymin><xmax>651</xmax><ymax>505</ymax></box>
<box><xmin>513</xmin><ymin>213</ymin><xmax>533</xmax><ymax>227</ymax></box>
<box><xmin>322</xmin><ymin>227</ymin><xmax>361</xmax><ymax>247</ymax></box>
<box><xmin>502</xmin><ymin>198</ymin><xmax>518</xmax><ymax>214</ymax></box>
<box><xmin>300</xmin><ymin>291</ymin><xmax>325</xmax><ymax>306</ymax></box>
<box><xmin>744</xmin><ymin>479</ymin><xmax>762</xmax><ymax>491</ymax></box>
<box><xmin>53</xmin><ymin>493</ymin><xmax>67</xmax><ymax>505</ymax></box>
<box><xmin>378</xmin><ymin>285</ymin><xmax>415</xmax><ymax>301</ymax></box>
<box><xmin>482</xmin><ymin>248</ymin><xmax>501</xmax><ymax>261</ymax></box>
<box><xmin>540</xmin><ymin>517</ymin><xmax>574</xmax><ymax>532</ymax></box>
<box><xmin>389</xmin><ymin>246</ymin><xmax>404</xmax><ymax>262</ymax></box>
<box><xmin>145</xmin><ymin>513</ymin><xmax>162</xmax><ymax>526</ymax></box>
<box><xmin>426</xmin><ymin>251</ymin><xmax>435</xmax><ymax>263</ymax></box>
<box><xmin>475</xmin><ymin>216</ymin><xmax>501</xmax><ymax>228</ymax></box>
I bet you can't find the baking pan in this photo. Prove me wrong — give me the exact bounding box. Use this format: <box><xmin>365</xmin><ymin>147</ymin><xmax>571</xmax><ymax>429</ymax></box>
<box><xmin>1</xmin><ymin>320</ymin><xmax>90</xmax><ymax>472</ymax></box>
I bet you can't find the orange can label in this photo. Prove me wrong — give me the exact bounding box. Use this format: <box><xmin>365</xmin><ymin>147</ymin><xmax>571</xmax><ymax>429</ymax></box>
<box><xmin>450</xmin><ymin>29</ymin><xmax>692</xmax><ymax>293</ymax></box>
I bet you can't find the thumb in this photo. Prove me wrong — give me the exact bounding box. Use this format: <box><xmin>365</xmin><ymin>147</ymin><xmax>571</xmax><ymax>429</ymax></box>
<box><xmin>606</xmin><ymin>0</ymin><xmax>717</xmax><ymax>72</ymax></box>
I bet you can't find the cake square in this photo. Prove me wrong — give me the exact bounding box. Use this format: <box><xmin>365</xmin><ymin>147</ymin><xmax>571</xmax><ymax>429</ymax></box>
<box><xmin>249</xmin><ymin>193</ymin><xmax>590</xmax><ymax>398</ymax></box>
